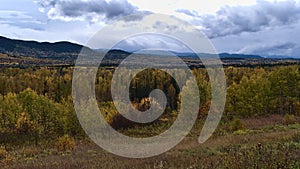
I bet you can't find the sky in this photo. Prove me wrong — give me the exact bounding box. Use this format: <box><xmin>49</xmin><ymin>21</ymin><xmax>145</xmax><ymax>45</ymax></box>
<box><xmin>1</xmin><ymin>0</ymin><xmax>300</xmax><ymax>57</ymax></box>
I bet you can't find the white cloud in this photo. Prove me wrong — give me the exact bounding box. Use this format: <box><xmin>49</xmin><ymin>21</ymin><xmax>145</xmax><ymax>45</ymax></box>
<box><xmin>34</xmin><ymin>0</ymin><xmax>139</xmax><ymax>22</ymax></box>
<box><xmin>1</xmin><ymin>0</ymin><xmax>300</xmax><ymax>57</ymax></box>
<box><xmin>183</xmin><ymin>0</ymin><xmax>300</xmax><ymax>38</ymax></box>
<box><xmin>114</xmin><ymin>34</ymin><xmax>191</xmax><ymax>52</ymax></box>
<box><xmin>0</xmin><ymin>10</ymin><xmax>46</xmax><ymax>30</ymax></box>
<box><xmin>238</xmin><ymin>41</ymin><xmax>297</xmax><ymax>56</ymax></box>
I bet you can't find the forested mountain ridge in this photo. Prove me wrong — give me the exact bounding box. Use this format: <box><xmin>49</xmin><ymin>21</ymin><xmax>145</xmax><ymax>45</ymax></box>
<box><xmin>1</xmin><ymin>36</ymin><xmax>299</xmax><ymax>68</ymax></box>
<box><xmin>0</xmin><ymin>36</ymin><xmax>265</xmax><ymax>60</ymax></box>
<box><xmin>170</xmin><ymin>51</ymin><xmax>263</xmax><ymax>59</ymax></box>
<box><xmin>0</xmin><ymin>36</ymin><xmax>84</xmax><ymax>60</ymax></box>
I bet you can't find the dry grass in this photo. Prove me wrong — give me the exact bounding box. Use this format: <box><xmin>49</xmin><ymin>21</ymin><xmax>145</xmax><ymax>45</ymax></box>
<box><xmin>1</xmin><ymin>117</ymin><xmax>300</xmax><ymax>169</ymax></box>
<box><xmin>241</xmin><ymin>114</ymin><xmax>300</xmax><ymax>129</ymax></box>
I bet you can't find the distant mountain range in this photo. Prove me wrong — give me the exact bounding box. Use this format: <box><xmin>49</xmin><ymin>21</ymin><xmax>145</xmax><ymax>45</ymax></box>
<box><xmin>0</xmin><ymin>36</ymin><xmax>84</xmax><ymax>60</ymax></box>
<box><xmin>0</xmin><ymin>35</ymin><xmax>284</xmax><ymax>60</ymax></box>
<box><xmin>170</xmin><ymin>51</ymin><xmax>263</xmax><ymax>59</ymax></box>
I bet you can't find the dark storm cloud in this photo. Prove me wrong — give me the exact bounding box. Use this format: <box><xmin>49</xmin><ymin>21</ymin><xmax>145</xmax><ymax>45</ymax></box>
<box><xmin>34</xmin><ymin>0</ymin><xmax>139</xmax><ymax>21</ymax></box>
<box><xmin>180</xmin><ymin>0</ymin><xmax>300</xmax><ymax>39</ymax></box>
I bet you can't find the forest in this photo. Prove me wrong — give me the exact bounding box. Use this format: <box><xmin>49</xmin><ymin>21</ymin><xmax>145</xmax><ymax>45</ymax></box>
<box><xmin>0</xmin><ymin>65</ymin><xmax>299</xmax><ymax>168</ymax></box>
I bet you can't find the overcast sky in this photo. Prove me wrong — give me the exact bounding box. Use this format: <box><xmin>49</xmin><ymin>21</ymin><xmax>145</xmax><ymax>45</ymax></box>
<box><xmin>1</xmin><ymin>0</ymin><xmax>300</xmax><ymax>57</ymax></box>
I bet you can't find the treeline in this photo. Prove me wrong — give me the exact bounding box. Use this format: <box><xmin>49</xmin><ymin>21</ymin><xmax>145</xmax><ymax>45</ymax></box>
<box><xmin>0</xmin><ymin>67</ymin><xmax>72</xmax><ymax>102</ymax></box>
<box><xmin>0</xmin><ymin>65</ymin><xmax>299</xmax><ymax>138</ymax></box>
<box><xmin>0</xmin><ymin>67</ymin><xmax>210</xmax><ymax>110</ymax></box>
<box><xmin>0</xmin><ymin>89</ymin><xmax>83</xmax><ymax>141</ymax></box>
<box><xmin>226</xmin><ymin>66</ymin><xmax>300</xmax><ymax>117</ymax></box>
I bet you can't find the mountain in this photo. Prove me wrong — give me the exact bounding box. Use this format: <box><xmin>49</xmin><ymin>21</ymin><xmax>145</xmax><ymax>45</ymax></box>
<box><xmin>219</xmin><ymin>53</ymin><xmax>263</xmax><ymax>59</ymax></box>
<box><xmin>101</xmin><ymin>49</ymin><xmax>131</xmax><ymax>59</ymax></box>
<box><xmin>171</xmin><ymin>51</ymin><xmax>263</xmax><ymax>59</ymax></box>
<box><xmin>0</xmin><ymin>36</ymin><xmax>264</xmax><ymax>61</ymax></box>
<box><xmin>0</xmin><ymin>36</ymin><xmax>85</xmax><ymax>60</ymax></box>
<box><xmin>264</xmin><ymin>55</ymin><xmax>298</xmax><ymax>59</ymax></box>
<box><xmin>125</xmin><ymin>50</ymin><xmax>264</xmax><ymax>59</ymax></box>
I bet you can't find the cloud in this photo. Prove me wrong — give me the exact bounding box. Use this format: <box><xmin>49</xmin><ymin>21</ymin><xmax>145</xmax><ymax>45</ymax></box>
<box><xmin>112</xmin><ymin>34</ymin><xmax>190</xmax><ymax>52</ymax></box>
<box><xmin>0</xmin><ymin>10</ymin><xmax>45</xmax><ymax>31</ymax></box>
<box><xmin>237</xmin><ymin>41</ymin><xmax>297</xmax><ymax>56</ymax></box>
<box><xmin>34</xmin><ymin>0</ymin><xmax>139</xmax><ymax>22</ymax></box>
<box><xmin>175</xmin><ymin>9</ymin><xmax>199</xmax><ymax>17</ymax></box>
<box><xmin>180</xmin><ymin>0</ymin><xmax>300</xmax><ymax>38</ymax></box>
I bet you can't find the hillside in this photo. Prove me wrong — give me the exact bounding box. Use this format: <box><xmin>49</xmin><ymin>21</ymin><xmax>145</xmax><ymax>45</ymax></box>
<box><xmin>0</xmin><ymin>36</ymin><xmax>84</xmax><ymax>60</ymax></box>
<box><xmin>1</xmin><ymin>36</ymin><xmax>299</xmax><ymax>68</ymax></box>
<box><xmin>0</xmin><ymin>36</ymin><xmax>265</xmax><ymax>60</ymax></box>
<box><xmin>171</xmin><ymin>51</ymin><xmax>263</xmax><ymax>59</ymax></box>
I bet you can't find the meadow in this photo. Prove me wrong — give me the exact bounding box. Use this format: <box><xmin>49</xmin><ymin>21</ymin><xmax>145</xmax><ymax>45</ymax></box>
<box><xmin>0</xmin><ymin>65</ymin><xmax>299</xmax><ymax>168</ymax></box>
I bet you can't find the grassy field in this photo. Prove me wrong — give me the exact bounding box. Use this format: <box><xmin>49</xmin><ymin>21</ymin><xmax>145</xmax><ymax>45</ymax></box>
<box><xmin>1</xmin><ymin>115</ymin><xmax>299</xmax><ymax>169</ymax></box>
<box><xmin>0</xmin><ymin>65</ymin><xmax>299</xmax><ymax>168</ymax></box>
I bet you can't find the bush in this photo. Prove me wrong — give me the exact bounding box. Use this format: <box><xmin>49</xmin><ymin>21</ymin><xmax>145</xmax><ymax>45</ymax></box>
<box><xmin>105</xmin><ymin>111</ymin><xmax>136</xmax><ymax>129</ymax></box>
<box><xmin>233</xmin><ymin>130</ymin><xmax>247</xmax><ymax>135</ymax></box>
<box><xmin>295</xmin><ymin>102</ymin><xmax>300</xmax><ymax>116</ymax></box>
<box><xmin>0</xmin><ymin>146</ymin><xmax>8</xmax><ymax>160</ymax></box>
<box><xmin>100</xmin><ymin>102</ymin><xmax>135</xmax><ymax>129</ymax></box>
<box><xmin>21</xmin><ymin>147</ymin><xmax>39</xmax><ymax>158</ymax></box>
<box><xmin>230</xmin><ymin>118</ymin><xmax>246</xmax><ymax>132</ymax></box>
<box><xmin>284</xmin><ymin>114</ymin><xmax>296</xmax><ymax>125</ymax></box>
<box><xmin>16</xmin><ymin>113</ymin><xmax>36</xmax><ymax>134</ymax></box>
<box><xmin>54</xmin><ymin>135</ymin><xmax>76</xmax><ymax>152</ymax></box>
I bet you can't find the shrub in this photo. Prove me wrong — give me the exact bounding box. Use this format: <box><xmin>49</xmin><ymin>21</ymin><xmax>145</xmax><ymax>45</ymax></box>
<box><xmin>199</xmin><ymin>101</ymin><xmax>211</xmax><ymax>117</ymax></box>
<box><xmin>100</xmin><ymin>102</ymin><xmax>135</xmax><ymax>129</ymax></box>
<box><xmin>295</xmin><ymin>102</ymin><xmax>300</xmax><ymax>116</ymax></box>
<box><xmin>284</xmin><ymin>114</ymin><xmax>296</xmax><ymax>125</ymax></box>
<box><xmin>54</xmin><ymin>135</ymin><xmax>76</xmax><ymax>152</ymax></box>
<box><xmin>230</xmin><ymin>118</ymin><xmax>245</xmax><ymax>132</ymax></box>
<box><xmin>21</xmin><ymin>147</ymin><xmax>39</xmax><ymax>158</ymax></box>
<box><xmin>233</xmin><ymin>130</ymin><xmax>247</xmax><ymax>135</ymax></box>
<box><xmin>0</xmin><ymin>146</ymin><xmax>8</xmax><ymax>160</ymax></box>
<box><xmin>291</xmin><ymin>133</ymin><xmax>300</xmax><ymax>142</ymax></box>
<box><xmin>16</xmin><ymin>112</ymin><xmax>36</xmax><ymax>134</ymax></box>
<box><xmin>105</xmin><ymin>111</ymin><xmax>135</xmax><ymax>129</ymax></box>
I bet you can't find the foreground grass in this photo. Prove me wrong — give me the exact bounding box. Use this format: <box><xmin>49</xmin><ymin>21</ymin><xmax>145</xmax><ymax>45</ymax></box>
<box><xmin>1</xmin><ymin>116</ymin><xmax>300</xmax><ymax>169</ymax></box>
